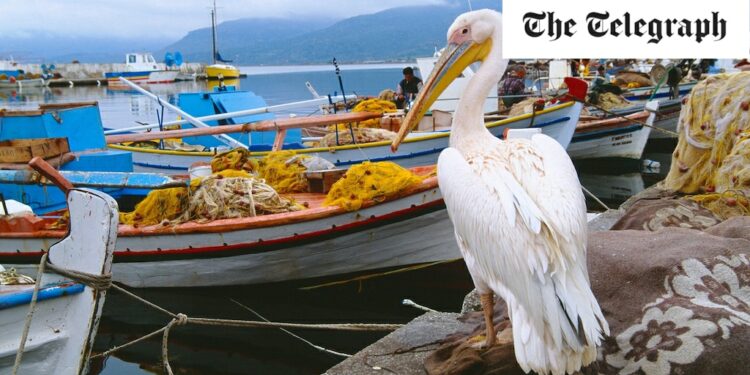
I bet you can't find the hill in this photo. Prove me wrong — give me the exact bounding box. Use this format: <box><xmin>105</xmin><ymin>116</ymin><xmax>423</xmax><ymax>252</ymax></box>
<box><xmin>165</xmin><ymin>1</ymin><xmax>500</xmax><ymax>65</ymax></box>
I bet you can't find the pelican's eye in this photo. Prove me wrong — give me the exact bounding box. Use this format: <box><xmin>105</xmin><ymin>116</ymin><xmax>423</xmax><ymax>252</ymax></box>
<box><xmin>462</xmin><ymin>28</ymin><xmax>469</xmax><ymax>34</ymax></box>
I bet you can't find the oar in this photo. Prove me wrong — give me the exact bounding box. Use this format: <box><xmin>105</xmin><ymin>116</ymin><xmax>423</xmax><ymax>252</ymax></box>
<box><xmin>28</xmin><ymin>157</ymin><xmax>74</xmax><ymax>195</ymax></box>
<box><xmin>118</xmin><ymin>77</ymin><xmax>248</xmax><ymax>150</ymax></box>
<box><xmin>103</xmin><ymin>94</ymin><xmax>358</xmax><ymax>135</ymax></box>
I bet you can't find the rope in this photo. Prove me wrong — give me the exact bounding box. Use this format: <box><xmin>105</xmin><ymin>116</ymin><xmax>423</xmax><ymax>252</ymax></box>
<box><xmin>44</xmin><ymin>261</ymin><xmax>112</xmax><ymax>291</ymax></box>
<box><xmin>162</xmin><ymin>313</ymin><xmax>188</xmax><ymax>375</ymax></box>
<box><xmin>581</xmin><ymin>185</ymin><xmax>611</xmax><ymax>211</ymax></box>
<box><xmin>402</xmin><ymin>299</ymin><xmax>437</xmax><ymax>313</ymax></box>
<box><xmin>231</xmin><ymin>299</ymin><xmax>351</xmax><ymax>358</ymax></box>
<box><xmin>300</xmin><ymin>258</ymin><xmax>461</xmax><ymax>290</ymax></box>
<box><xmin>91</xmin><ymin>283</ymin><xmax>403</xmax><ymax>371</ymax></box>
<box><xmin>568</xmin><ymin>96</ymin><xmax>680</xmax><ymax>137</ymax></box>
<box><xmin>12</xmin><ymin>252</ymin><xmax>48</xmax><ymax>375</ymax></box>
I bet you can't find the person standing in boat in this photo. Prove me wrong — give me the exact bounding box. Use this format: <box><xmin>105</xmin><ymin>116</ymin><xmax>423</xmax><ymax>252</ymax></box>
<box><xmin>498</xmin><ymin>65</ymin><xmax>526</xmax><ymax>109</ymax></box>
<box><xmin>395</xmin><ymin>67</ymin><xmax>423</xmax><ymax>109</ymax></box>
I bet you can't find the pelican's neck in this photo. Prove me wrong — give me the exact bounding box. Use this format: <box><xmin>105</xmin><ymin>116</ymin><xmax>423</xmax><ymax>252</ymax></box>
<box><xmin>450</xmin><ymin>34</ymin><xmax>507</xmax><ymax>150</ymax></box>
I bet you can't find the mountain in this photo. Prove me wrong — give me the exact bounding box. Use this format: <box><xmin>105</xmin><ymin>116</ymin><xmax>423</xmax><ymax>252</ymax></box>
<box><xmin>0</xmin><ymin>0</ymin><xmax>500</xmax><ymax>64</ymax></box>
<box><xmin>160</xmin><ymin>17</ymin><xmax>338</xmax><ymax>63</ymax></box>
<box><xmin>164</xmin><ymin>0</ymin><xmax>501</xmax><ymax>65</ymax></box>
<box><xmin>0</xmin><ymin>34</ymin><xmax>172</xmax><ymax>63</ymax></box>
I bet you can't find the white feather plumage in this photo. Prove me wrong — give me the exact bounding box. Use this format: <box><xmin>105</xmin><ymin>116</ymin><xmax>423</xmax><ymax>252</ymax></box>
<box><xmin>434</xmin><ymin>10</ymin><xmax>609</xmax><ymax>375</ymax></box>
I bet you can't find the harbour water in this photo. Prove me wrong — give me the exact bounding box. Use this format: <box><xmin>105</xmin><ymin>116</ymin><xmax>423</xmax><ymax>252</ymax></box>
<box><xmin>0</xmin><ymin>64</ymin><xmax>675</xmax><ymax>374</ymax></box>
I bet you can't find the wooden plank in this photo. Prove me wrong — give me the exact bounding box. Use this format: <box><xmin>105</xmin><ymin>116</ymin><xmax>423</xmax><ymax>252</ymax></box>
<box><xmin>271</xmin><ymin>129</ymin><xmax>287</xmax><ymax>151</ymax></box>
<box><xmin>105</xmin><ymin>112</ymin><xmax>382</xmax><ymax>145</ymax></box>
<box><xmin>0</xmin><ymin>138</ymin><xmax>70</xmax><ymax>163</ymax></box>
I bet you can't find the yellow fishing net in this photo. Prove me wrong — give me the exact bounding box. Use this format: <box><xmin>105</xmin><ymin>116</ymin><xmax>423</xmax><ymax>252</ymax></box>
<box><xmin>327</xmin><ymin>99</ymin><xmax>396</xmax><ymax>130</ymax></box>
<box><xmin>211</xmin><ymin>148</ymin><xmax>259</xmax><ymax>173</ymax></box>
<box><xmin>324</xmin><ymin>161</ymin><xmax>424</xmax><ymax>211</ymax></box>
<box><xmin>688</xmin><ymin>191</ymin><xmax>750</xmax><ymax>220</ymax></box>
<box><xmin>120</xmin><ymin>151</ymin><xmax>308</xmax><ymax>226</ymax></box>
<box><xmin>211</xmin><ymin>149</ymin><xmax>309</xmax><ymax>193</ymax></box>
<box><xmin>257</xmin><ymin>151</ymin><xmax>310</xmax><ymax>193</ymax></box>
<box><xmin>119</xmin><ymin>187</ymin><xmax>189</xmax><ymax>226</ymax></box>
<box><xmin>664</xmin><ymin>72</ymin><xmax>750</xmax><ymax>219</ymax></box>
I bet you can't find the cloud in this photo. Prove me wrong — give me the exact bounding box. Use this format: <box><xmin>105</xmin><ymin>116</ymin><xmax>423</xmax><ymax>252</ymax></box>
<box><xmin>0</xmin><ymin>0</ymin><xmax>449</xmax><ymax>40</ymax></box>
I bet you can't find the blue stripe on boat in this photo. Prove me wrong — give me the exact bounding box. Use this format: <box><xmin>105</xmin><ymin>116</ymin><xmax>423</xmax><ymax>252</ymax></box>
<box><xmin>104</xmin><ymin>71</ymin><xmax>151</xmax><ymax>79</ymax></box>
<box><xmin>0</xmin><ymin>282</ymin><xmax>85</xmax><ymax>310</ymax></box>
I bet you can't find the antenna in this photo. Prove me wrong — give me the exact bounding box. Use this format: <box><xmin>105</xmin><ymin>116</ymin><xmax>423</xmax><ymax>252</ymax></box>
<box><xmin>211</xmin><ymin>0</ymin><xmax>218</xmax><ymax>64</ymax></box>
<box><xmin>467</xmin><ymin>0</ymin><xmax>473</xmax><ymax>10</ymax></box>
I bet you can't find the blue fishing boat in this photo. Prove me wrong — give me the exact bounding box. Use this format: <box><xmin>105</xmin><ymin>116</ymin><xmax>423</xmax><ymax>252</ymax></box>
<box><xmin>0</xmin><ymin>102</ymin><xmax>177</xmax><ymax>213</ymax></box>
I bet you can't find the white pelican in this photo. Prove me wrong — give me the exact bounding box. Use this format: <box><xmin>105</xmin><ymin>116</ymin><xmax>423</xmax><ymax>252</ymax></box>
<box><xmin>391</xmin><ymin>9</ymin><xmax>609</xmax><ymax>375</ymax></box>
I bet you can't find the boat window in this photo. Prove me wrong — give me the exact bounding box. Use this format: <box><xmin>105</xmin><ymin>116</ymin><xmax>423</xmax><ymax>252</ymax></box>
<box><xmin>147</xmin><ymin>55</ymin><xmax>155</xmax><ymax>63</ymax></box>
<box><xmin>128</xmin><ymin>55</ymin><xmax>136</xmax><ymax>63</ymax></box>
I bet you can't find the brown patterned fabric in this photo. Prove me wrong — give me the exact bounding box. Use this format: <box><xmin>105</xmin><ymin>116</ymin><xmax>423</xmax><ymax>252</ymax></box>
<box><xmin>611</xmin><ymin>198</ymin><xmax>721</xmax><ymax>231</ymax></box>
<box><xmin>425</xmin><ymin>217</ymin><xmax>750</xmax><ymax>375</ymax></box>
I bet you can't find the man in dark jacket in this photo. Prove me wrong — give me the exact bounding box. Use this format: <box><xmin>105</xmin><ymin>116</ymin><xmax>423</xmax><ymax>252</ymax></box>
<box><xmin>395</xmin><ymin>67</ymin><xmax>423</xmax><ymax>109</ymax></box>
<box><xmin>498</xmin><ymin>66</ymin><xmax>527</xmax><ymax>108</ymax></box>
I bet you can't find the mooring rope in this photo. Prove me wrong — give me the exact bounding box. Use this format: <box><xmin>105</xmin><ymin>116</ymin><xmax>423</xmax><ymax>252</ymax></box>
<box><xmin>11</xmin><ymin>252</ymin><xmax>48</xmax><ymax>375</ymax></box>
<box><xmin>88</xmin><ymin>282</ymin><xmax>403</xmax><ymax>372</ymax></box>
<box><xmin>12</xmin><ymin>251</ymin><xmax>113</xmax><ymax>374</ymax></box>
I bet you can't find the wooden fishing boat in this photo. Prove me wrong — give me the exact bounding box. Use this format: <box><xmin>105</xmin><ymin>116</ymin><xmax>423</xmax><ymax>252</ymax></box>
<box><xmin>0</xmin><ymin>185</ymin><xmax>117</xmax><ymax>374</ymax></box>
<box><xmin>106</xmin><ymin>86</ymin><xmax>587</xmax><ymax>172</ymax></box>
<box><xmin>1</xmin><ymin>165</ymin><xmax>459</xmax><ymax>288</ymax></box>
<box><xmin>588</xmin><ymin>97</ymin><xmax>682</xmax><ymax>139</ymax></box>
<box><xmin>567</xmin><ymin>101</ymin><xmax>658</xmax><ymax>160</ymax></box>
<box><xmin>621</xmin><ymin>81</ymin><xmax>696</xmax><ymax>101</ymax></box>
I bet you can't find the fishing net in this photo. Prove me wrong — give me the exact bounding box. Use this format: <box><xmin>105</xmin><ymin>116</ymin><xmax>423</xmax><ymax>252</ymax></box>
<box><xmin>211</xmin><ymin>149</ymin><xmax>309</xmax><ymax>193</ymax></box>
<box><xmin>184</xmin><ymin>175</ymin><xmax>301</xmax><ymax>223</ymax></box>
<box><xmin>119</xmin><ymin>187</ymin><xmax>190</xmax><ymax>226</ymax></box>
<box><xmin>594</xmin><ymin>92</ymin><xmax>632</xmax><ymax>111</ymax></box>
<box><xmin>688</xmin><ymin>191</ymin><xmax>750</xmax><ymax>220</ymax></box>
<box><xmin>120</xmin><ymin>151</ymin><xmax>309</xmax><ymax>226</ymax></box>
<box><xmin>378</xmin><ymin>89</ymin><xmax>396</xmax><ymax>102</ymax></box>
<box><xmin>508</xmin><ymin>97</ymin><xmax>540</xmax><ymax>116</ymax></box>
<box><xmin>211</xmin><ymin>148</ymin><xmax>259</xmax><ymax>173</ymax></box>
<box><xmin>327</xmin><ymin>99</ymin><xmax>396</xmax><ymax>130</ymax></box>
<box><xmin>612</xmin><ymin>71</ymin><xmax>653</xmax><ymax>88</ymax></box>
<box><xmin>664</xmin><ymin>72</ymin><xmax>750</xmax><ymax>219</ymax></box>
<box><xmin>257</xmin><ymin>151</ymin><xmax>310</xmax><ymax>193</ymax></box>
<box><xmin>0</xmin><ymin>267</ymin><xmax>34</xmax><ymax>285</ymax></box>
<box><xmin>319</xmin><ymin>128</ymin><xmax>396</xmax><ymax>147</ymax></box>
<box><xmin>323</xmin><ymin>161</ymin><xmax>424</xmax><ymax>211</ymax></box>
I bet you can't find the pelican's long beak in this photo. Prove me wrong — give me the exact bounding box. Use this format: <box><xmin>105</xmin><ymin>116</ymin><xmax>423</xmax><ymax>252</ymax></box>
<box><xmin>390</xmin><ymin>38</ymin><xmax>492</xmax><ymax>152</ymax></box>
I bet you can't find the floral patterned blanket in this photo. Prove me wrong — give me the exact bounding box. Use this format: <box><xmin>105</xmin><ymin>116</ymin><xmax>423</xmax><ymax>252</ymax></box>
<box><xmin>425</xmin><ymin>217</ymin><xmax>750</xmax><ymax>375</ymax></box>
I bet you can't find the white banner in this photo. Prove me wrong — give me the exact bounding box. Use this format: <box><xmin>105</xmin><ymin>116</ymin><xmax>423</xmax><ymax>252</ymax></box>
<box><xmin>502</xmin><ymin>0</ymin><xmax>749</xmax><ymax>58</ymax></box>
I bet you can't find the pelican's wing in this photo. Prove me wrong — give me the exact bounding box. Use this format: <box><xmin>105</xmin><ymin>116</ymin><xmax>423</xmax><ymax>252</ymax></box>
<box><xmin>438</xmin><ymin>143</ymin><xmax>605</xmax><ymax>362</ymax></box>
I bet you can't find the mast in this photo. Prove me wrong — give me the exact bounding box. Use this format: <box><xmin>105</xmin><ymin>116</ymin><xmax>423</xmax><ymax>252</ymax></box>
<box><xmin>211</xmin><ymin>0</ymin><xmax>217</xmax><ymax>64</ymax></box>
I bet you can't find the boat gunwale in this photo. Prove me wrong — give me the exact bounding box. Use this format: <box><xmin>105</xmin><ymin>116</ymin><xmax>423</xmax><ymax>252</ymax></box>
<box><xmin>576</xmin><ymin>111</ymin><xmax>650</xmax><ymax>133</ymax></box>
<box><xmin>0</xmin><ymin>173</ymin><xmax>439</xmax><ymax>239</ymax></box>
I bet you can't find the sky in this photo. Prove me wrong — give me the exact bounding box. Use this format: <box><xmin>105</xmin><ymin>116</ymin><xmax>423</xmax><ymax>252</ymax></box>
<box><xmin>0</xmin><ymin>0</ymin><xmax>449</xmax><ymax>41</ymax></box>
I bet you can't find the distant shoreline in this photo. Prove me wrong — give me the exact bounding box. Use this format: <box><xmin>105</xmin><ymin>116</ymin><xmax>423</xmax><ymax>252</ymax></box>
<box><xmin>239</xmin><ymin>62</ymin><xmax>415</xmax><ymax>76</ymax></box>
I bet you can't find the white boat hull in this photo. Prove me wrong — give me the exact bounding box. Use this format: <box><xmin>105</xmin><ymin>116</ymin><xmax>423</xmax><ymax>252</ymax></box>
<box><xmin>5</xmin><ymin>187</ymin><xmax>459</xmax><ymax>288</ymax></box>
<box><xmin>114</xmin><ymin>102</ymin><xmax>583</xmax><ymax>173</ymax></box>
<box><xmin>568</xmin><ymin>124</ymin><xmax>652</xmax><ymax>160</ymax></box>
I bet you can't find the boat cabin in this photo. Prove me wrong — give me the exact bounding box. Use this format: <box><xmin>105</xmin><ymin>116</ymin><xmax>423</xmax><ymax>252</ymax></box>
<box><xmin>125</xmin><ymin>53</ymin><xmax>159</xmax><ymax>72</ymax></box>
